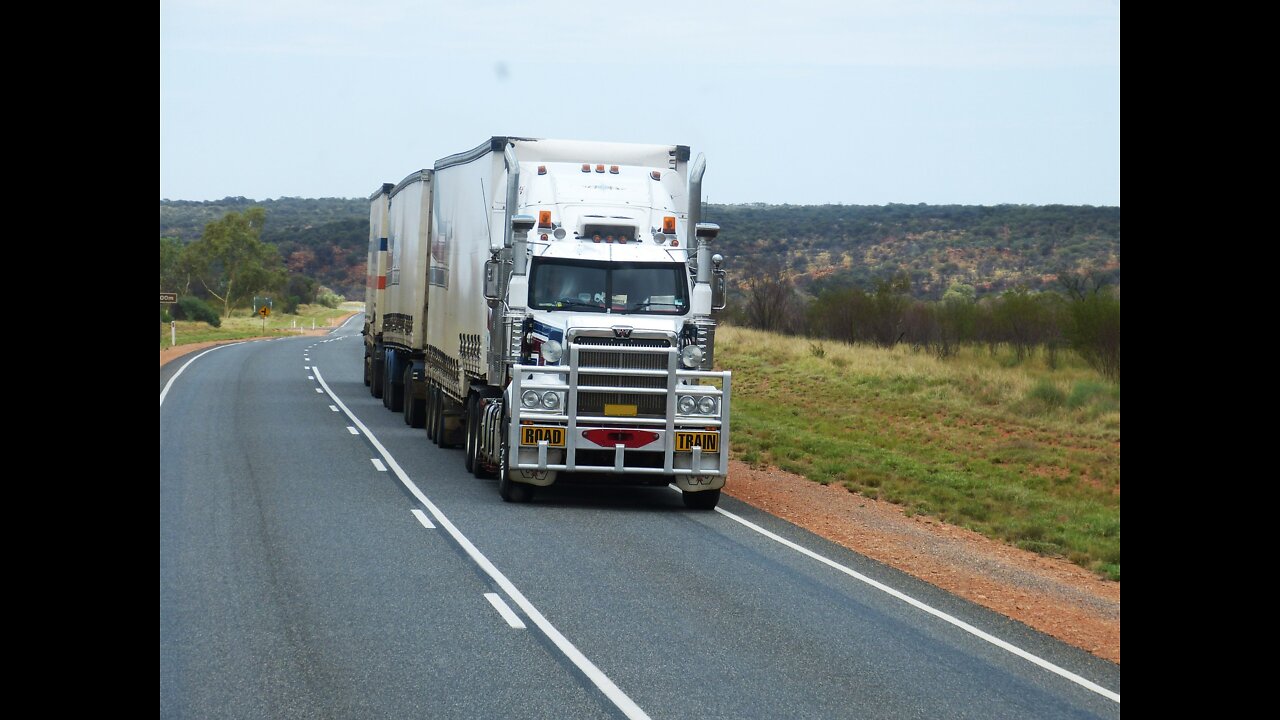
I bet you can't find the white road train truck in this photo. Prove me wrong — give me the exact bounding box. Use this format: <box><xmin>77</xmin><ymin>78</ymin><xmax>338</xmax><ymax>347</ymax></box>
<box><xmin>364</xmin><ymin>137</ymin><xmax>729</xmax><ymax>507</ymax></box>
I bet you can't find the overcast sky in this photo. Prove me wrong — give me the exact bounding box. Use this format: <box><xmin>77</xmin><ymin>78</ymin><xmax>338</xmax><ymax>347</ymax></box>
<box><xmin>160</xmin><ymin>1</ymin><xmax>1119</xmax><ymax>205</ymax></box>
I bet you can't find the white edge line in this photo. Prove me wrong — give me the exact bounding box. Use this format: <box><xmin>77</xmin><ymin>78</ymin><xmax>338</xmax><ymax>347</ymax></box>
<box><xmin>411</xmin><ymin>508</ymin><xmax>436</xmax><ymax>529</ymax></box>
<box><xmin>371</xmin><ymin>458</ymin><xmax>387</xmax><ymax>472</ymax></box>
<box><xmin>333</xmin><ymin>313</ymin><xmax>360</xmax><ymax>333</ymax></box>
<box><xmin>711</xmin><ymin>504</ymin><xmax>1120</xmax><ymax>704</ymax></box>
<box><xmin>485</xmin><ymin>592</ymin><xmax>527</xmax><ymax>629</ymax></box>
<box><xmin>313</xmin><ymin>367</ymin><xmax>650</xmax><ymax>720</ymax></box>
<box><xmin>160</xmin><ymin>342</ymin><xmax>249</xmax><ymax>407</ymax></box>
<box><xmin>347</xmin><ymin>426</ymin><xmax>359</xmax><ymax>435</ymax></box>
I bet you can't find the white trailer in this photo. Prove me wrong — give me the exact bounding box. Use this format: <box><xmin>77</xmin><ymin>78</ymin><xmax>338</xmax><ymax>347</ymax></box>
<box><xmin>362</xmin><ymin>183</ymin><xmax>392</xmax><ymax>395</ymax></box>
<box><xmin>367</xmin><ymin>137</ymin><xmax>729</xmax><ymax>507</ymax></box>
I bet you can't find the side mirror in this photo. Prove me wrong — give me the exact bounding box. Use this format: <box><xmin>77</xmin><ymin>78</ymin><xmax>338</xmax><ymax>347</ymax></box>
<box><xmin>484</xmin><ymin>257</ymin><xmax>502</xmax><ymax>301</ymax></box>
<box><xmin>711</xmin><ymin>254</ymin><xmax>726</xmax><ymax>310</ymax></box>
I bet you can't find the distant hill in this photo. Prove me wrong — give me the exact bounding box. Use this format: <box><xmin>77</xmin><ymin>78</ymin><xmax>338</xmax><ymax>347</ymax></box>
<box><xmin>160</xmin><ymin>198</ymin><xmax>1119</xmax><ymax>300</ymax></box>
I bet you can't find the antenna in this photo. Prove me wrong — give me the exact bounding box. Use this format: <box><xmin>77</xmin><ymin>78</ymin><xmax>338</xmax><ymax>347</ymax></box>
<box><xmin>479</xmin><ymin>179</ymin><xmax>492</xmax><ymax>240</ymax></box>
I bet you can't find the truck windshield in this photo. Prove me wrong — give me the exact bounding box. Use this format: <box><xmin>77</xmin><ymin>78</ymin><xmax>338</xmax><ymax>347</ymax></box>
<box><xmin>530</xmin><ymin>260</ymin><xmax>689</xmax><ymax>315</ymax></box>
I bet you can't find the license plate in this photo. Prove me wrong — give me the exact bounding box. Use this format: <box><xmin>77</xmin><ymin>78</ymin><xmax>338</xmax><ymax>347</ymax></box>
<box><xmin>520</xmin><ymin>426</ymin><xmax>565</xmax><ymax>447</ymax></box>
<box><xmin>674</xmin><ymin>431</ymin><xmax>719</xmax><ymax>453</ymax></box>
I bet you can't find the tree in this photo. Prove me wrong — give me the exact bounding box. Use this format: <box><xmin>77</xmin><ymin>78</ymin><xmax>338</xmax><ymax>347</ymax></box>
<box><xmin>743</xmin><ymin>260</ymin><xmax>796</xmax><ymax>333</ymax></box>
<box><xmin>185</xmin><ymin>208</ymin><xmax>285</xmax><ymax>317</ymax></box>
<box><xmin>159</xmin><ymin>237</ymin><xmax>184</xmax><ymax>292</ymax></box>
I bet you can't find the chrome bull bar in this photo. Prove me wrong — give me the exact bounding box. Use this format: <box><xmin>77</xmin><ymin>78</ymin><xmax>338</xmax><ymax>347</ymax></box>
<box><xmin>509</xmin><ymin>343</ymin><xmax>730</xmax><ymax>476</ymax></box>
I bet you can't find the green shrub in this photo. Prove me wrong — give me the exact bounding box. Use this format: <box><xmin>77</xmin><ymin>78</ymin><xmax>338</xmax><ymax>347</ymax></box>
<box><xmin>172</xmin><ymin>296</ymin><xmax>221</xmax><ymax>327</ymax></box>
<box><xmin>1027</xmin><ymin>380</ymin><xmax>1066</xmax><ymax>410</ymax></box>
<box><xmin>316</xmin><ymin>287</ymin><xmax>344</xmax><ymax>309</ymax></box>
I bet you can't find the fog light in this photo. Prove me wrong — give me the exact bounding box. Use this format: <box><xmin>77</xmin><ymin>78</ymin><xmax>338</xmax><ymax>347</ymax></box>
<box><xmin>681</xmin><ymin>345</ymin><xmax>704</xmax><ymax>368</ymax></box>
<box><xmin>678</xmin><ymin>395</ymin><xmax>697</xmax><ymax>414</ymax></box>
<box><xmin>698</xmin><ymin>396</ymin><xmax>717</xmax><ymax>415</ymax></box>
<box><xmin>521</xmin><ymin>390</ymin><xmax>540</xmax><ymax>408</ymax></box>
<box><xmin>541</xmin><ymin>391</ymin><xmax>560</xmax><ymax>410</ymax></box>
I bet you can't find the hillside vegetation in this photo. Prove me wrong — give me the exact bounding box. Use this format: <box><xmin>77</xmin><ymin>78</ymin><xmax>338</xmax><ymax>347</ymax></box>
<box><xmin>161</xmin><ymin>199</ymin><xmax>1119</xmax><ymax>301</ymax></box>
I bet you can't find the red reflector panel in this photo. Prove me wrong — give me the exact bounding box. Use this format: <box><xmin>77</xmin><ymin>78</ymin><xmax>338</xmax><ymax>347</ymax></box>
<box><xmin>582</xmin><ymin>429</ymin><xmax>659</xmax><ymax>449</ymax></box>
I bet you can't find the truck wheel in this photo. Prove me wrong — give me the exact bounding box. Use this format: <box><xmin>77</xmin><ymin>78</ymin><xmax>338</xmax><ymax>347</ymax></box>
<box><xmin>682</xmin><ymin>488</ymin><xmax>720</xmax><ymax>510</ymax></box>
<box><xmin>498</xmin><ymin>413</ymin><xmax>534</xmax><ymax>503</ymax></box>
<box><xmin>371</xmin><ymin>352</ymin><xmax>384</xmax><ymax>399</ymax></box>
<box><xmin>425</xmin><ymin>384</ymin><xmax>438</xmax><ymax>441</ymax></box>
<box><xmin>432</xmin><ymin>391</ymin><xmax>447</xmax><ymax>447</ymax></box>
<box><xmin>386</xmin><ymin>358</ymin><xmax>404</xmax><ymax>413</ymax></box>
<box><xmin>404</xmin><ymin>366</ymin><xmax>425</xmax><ymax>428</ymax></box>
<box><xmin>463</xmin><ymin>394</ymin><xmax>477</xmax><ymax>473</ymax></box>
<box><xmin>363</xmin><ymin>353</ymin><xmax>371</xmax><ymax>387</ymax></box>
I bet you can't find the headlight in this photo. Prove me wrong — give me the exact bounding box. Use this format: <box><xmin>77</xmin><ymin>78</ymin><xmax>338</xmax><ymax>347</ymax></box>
<box><xmin>698</xmin><ymin>396</ymin><xmax>717</xmax><ymax>415</ymax></box>
<box><xmin>541</xmin><ymin>391</ymin><xmax>561</xmax><ymax>410</ymax></box>
<box><xmin>681</xmin><ymin>345</ymin><xmax>704</xmax><ymax>369</ymax></box>
<box><xmin>540</xmin><ymin>339</ymin><xmax>563</xmax><ymax>364</ymax></box>
<box><xmin>521</xmin><ymin>390</ymin><xmax>540</xmax><ymax>408</ymax></box>
<box><xmin>678</xmin><ymin>395</ymin><xmax>697</xmax><ymax>414</ymax></box>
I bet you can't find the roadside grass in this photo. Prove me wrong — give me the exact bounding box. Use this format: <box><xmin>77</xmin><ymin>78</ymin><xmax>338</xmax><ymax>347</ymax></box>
<box><xmin>717</xmin><ymin>325</ymin><xmax>1120</xmax><ymax>580</ymax></box>
<box><xmin>160</xmin><ymin>303</ymin><xmax>360</xmax><ymax>348</ymax></box>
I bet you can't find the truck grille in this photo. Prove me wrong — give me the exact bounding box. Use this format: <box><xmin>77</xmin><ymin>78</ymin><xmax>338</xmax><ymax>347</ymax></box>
<box><xmin>573</xmin><ymin>337</ymin><xmax>671</xmax><ymax>417</ymax></box>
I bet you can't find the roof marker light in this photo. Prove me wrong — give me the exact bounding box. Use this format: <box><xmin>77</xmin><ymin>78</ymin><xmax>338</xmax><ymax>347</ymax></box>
<box><xmin>595</xmin><ymin>164</ymin><xmax>605</xmax><ymax>173</ymax></box>
<box><xmin>538</xmin><ymin>165</ymin><xmax>547</xmax><ymax>175</ymax></box>
<box><xmin>650</xmin><ymin>171</ymin><xmax>661</xmax><ymax>181</ymax></box>
<box><xmin>581</xmin><ymin>164</ymin><xmax>591</xmax><ymax>173</ymax></box>
<box><xmin>609</xmin><ymin>165</ymin><xmax>619</xmax><ymax>174</ymax></box>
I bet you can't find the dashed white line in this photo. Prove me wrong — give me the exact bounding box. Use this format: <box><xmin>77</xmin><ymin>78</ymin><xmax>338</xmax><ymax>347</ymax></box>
<box><xmin>709</xmin><ymin>502</ymin><xmax>1121</xmax><ymax>704</ymax></box>
<box><xmin>315</xmin><ymin>388</ymin><xmax>324</xmax><ymax>393</ymax></box>
<box><xmin>313</xmin><ymin>367</ymin><xmax>650</xmax><ymax>720</ymax></box>
<box><xmin>411</xmin><ymin>508</ymin><xmax>436</xmax><ymax>529</ymax></box>
<box><xmin>329</xmin><ymin>405</ymin><xmax>339</xmax><ymax>412</ymax></box>
<box><xmin>485</xmin><ymin>593</ymin><xmax>527</xmax><ymax>629</ymax></box>
<box><xmin>308</xmin><ymin>375</ymin><xmax>314</xmax><ymax>380</ymax></box>
<box><xmin>371</xmin><ymin>458</ymin><xmax>387</xmax><ymax>472</ymax></box>
<box><xmin>347</xmin><ymin>426</ymin><xmax>359</xmax><ymax>435</ymax></box>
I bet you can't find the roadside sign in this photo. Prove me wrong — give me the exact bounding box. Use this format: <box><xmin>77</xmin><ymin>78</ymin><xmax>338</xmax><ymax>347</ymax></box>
<box><xmin>259</xmin><ymin>305</ymin><xmax>271</xmax><ymax>317</ymax></box>
<box><xmin>160</xmin><ymin>292</ymin><xmax>177</xmax><ymax>304</ymax></box>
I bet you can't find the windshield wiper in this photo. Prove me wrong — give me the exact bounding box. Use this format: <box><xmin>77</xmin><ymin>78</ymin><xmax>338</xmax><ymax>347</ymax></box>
<box><xmin>553</xmin><ymin>299</ymin><xmax>605</xmax><ymax>311</ymax></box>
<box><xmin>628</xmin><ymin>301</ymin><xmax>680</xmax><ymax>311</ymax></box>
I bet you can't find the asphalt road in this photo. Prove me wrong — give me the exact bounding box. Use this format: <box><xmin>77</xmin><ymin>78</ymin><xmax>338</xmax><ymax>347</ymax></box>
<box><xmin>160</xmin><ymin>315</ymin><xmax>1120</xmax><ymax>719</ymax></box>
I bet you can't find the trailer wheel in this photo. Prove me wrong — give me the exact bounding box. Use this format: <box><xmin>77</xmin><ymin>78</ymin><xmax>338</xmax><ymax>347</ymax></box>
<box><xmin>363</xmin><ymin>353</ymin><xmax>371</xmax><ymax>387</ymax></box>
<box><xmin>463</xmin><ymin>394</ymin><xmax>477</xmax><ymax>473</ymax></box>
<box><xmin>432</xmin><ymin>389</ymin><xmax>447</xmax><ymax>448</ymax></box>
<box><xmin>682</xmin><ymin>488</ymin><xmax>720</xmax><ymax>510</ymax></box>
<box><xmin>425</xmin><ymin>384</ymin><xmax>438</xmax><ymax>441</ymax></box>
<box><xmin>371</xmin><ymin>351</ymin><xmax>384</xmax><ymax>399</ymax></box>
<box><xmin>498</xmin><ymin>412</ymin><xmax>534</xmax><ymax>503</ymax></box>
<box><xmin>386</xmin><ymin>357</ymin><xmax>404</xmax><ymax>413</ymax></box>
<box><xmin>404</xmin><ymin>366</ymin><xmax>425</xmax><ymax>428</ymax></box>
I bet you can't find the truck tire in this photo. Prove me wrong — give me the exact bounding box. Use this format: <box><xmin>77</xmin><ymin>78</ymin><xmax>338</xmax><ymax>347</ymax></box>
<box><xmin>682</xmin><ymin>488</ymin><xmax>720</xmax><ymax>510</ymax></box>
<box><xmin>498</xmin><ymin>412</ymin><xmax>535</xmax><ymax>503</ymax></box>
<box><xmin>371</xmin><ymin>352</ymin><xmax>384</xmax><ymax>399</ymax></box>
<box><xmin>426</xmin><ymin>384</ymin><xmax>438</xmax><ymax>441</ymax></box>
<box><xmin>404</xmin><ymin>366</ymin><xmax>425</xmax><ymax>428</ymax></box>
<box><xmin>363</xmin><ymin>353</ymin><xmax>371</xmax><ymax>387</ymax></box>
<box><xmin>432</xmin><ymin>390</ymin><xmax>447</xmax><ymax>447</ymax></box>
<box><xmin>463</xmin><ymin>394</ymin><xmax>477</xmax><ymax>473</ymax></box>
<box><xmin>386</xmin><ymin>357</ymin><xmax>404</xmax><ymax>413</ymax></box>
